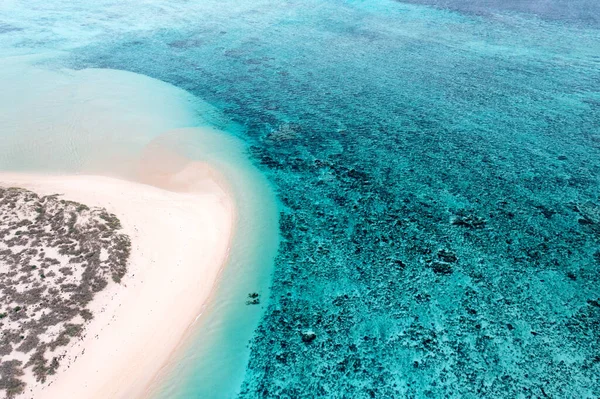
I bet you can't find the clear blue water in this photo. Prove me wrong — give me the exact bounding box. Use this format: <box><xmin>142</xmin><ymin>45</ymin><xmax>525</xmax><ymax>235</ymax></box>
<box><xmin>2</xmin><ymin>0</ymin><xmax>600</xmax><ymax>397</ymax></box>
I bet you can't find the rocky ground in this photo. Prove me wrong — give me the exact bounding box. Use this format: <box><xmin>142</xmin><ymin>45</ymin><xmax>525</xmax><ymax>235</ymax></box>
<box><xmin>0</xmin><ymin>186</ymin><xmax>130</xmax><ymax>398</ymax></box>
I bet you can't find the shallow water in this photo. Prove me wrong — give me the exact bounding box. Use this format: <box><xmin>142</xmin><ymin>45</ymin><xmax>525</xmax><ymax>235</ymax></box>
<box><xmin>0</xmin><ymin>43</ymin><xmax>279</xmax><ymax>399</ymax></box>
<box><xmin>2</xmin><ymin>0</ymin><xmax>600</xmax><ymax>397</ymax></box>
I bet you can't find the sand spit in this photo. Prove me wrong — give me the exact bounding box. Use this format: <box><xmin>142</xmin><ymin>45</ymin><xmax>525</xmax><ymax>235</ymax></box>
<box><xmin>0</xmin><ymin>169</ymin><xmax>234</xmax><ymax>399</ymax></box>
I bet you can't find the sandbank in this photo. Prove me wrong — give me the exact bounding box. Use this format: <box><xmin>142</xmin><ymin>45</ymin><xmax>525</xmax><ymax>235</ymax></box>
<box><xmin>0</xmin><ymin>167</ymin><xmax>234</xmax><ymax>399</ymax></box>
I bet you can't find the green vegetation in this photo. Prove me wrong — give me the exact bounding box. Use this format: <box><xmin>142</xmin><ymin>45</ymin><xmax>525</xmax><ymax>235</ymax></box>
<box><xmin>0</xmin><ymin>186</ymin><xmax>131</xmax><ymax>395</ymax></box>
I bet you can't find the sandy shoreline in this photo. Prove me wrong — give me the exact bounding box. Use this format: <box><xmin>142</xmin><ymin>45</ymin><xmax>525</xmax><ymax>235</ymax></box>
<box><xmin>0</xmin><ymin>169</ymin><xmax>234</xmax><ymax>399</ymax></box>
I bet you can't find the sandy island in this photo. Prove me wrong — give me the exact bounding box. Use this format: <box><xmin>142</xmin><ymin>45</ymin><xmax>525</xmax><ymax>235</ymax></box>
<box><xmin>0</xmin><ymin>167</ymin><xmax>234</xmax><ymax>399</ymax></box>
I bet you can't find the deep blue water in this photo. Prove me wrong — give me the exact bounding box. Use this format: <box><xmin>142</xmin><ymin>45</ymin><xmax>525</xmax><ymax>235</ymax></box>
<box><xmin>400</xmin><ymin>0</ymin><xmax>600</xmax><ymax>27</ymax></box>
<box><xmin>3</xmin><ymin>0</ymin><xmax>600</xmax><ymax>397</ymax></box>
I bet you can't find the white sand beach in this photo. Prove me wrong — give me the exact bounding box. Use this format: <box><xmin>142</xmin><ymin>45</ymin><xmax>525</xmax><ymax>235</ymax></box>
<box><xmin>0</xmin><ymin>166</ymin><xmax>234</xmax><ymax>399</ymax></box>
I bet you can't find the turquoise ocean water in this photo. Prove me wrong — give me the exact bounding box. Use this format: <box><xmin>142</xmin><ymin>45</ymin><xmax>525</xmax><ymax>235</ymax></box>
<box><xmin>1</xmin><ymin>0</ymin><xmax>600</xmax><ymax>397</ymax></box>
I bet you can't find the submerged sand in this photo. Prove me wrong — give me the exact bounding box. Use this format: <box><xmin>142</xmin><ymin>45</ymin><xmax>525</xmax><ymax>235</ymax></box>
<box><xmin>0</xmin><ymin>54</ymin><xmax>277</xmax><ymax>398</ymax></box>
<box><xmin>0</xmin><ymin>168</ymin><xmax>234</xmax><ymax>399</ymax></box>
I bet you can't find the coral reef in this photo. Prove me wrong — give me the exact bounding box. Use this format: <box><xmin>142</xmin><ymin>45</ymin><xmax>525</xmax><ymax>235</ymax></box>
<box><xmin>4</xmin><ymin>0</ymin><xmax>598</xmax><ymax>396</ymax></box>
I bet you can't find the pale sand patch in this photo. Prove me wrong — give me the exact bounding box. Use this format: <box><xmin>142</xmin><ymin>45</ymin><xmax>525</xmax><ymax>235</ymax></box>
<box><xmin>0</xmin><ymin>168</ymin><xmax>234</xmax><ymax>399</ymax></box>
